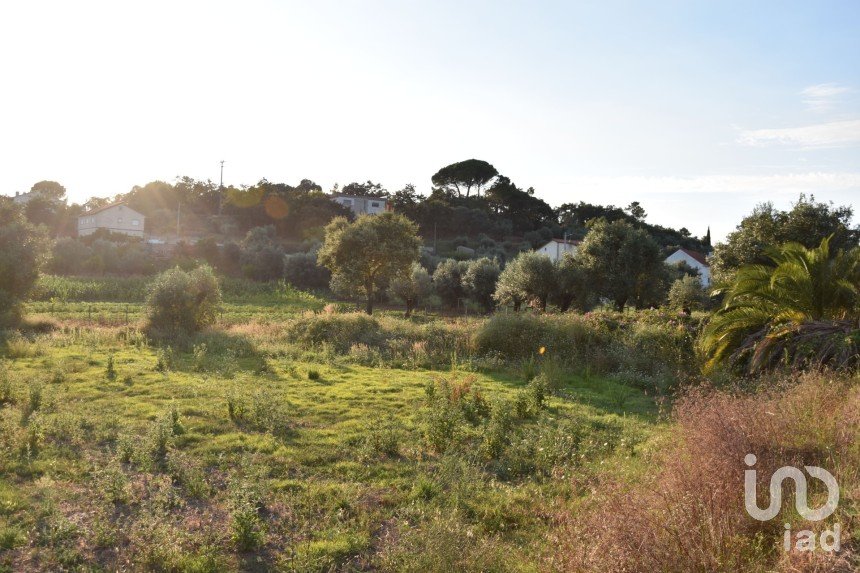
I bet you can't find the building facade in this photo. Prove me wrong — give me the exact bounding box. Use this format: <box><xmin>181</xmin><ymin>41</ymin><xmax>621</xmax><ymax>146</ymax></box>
<box><xmin>535</xmin><ymin>238</ymin><xmax>580</xmax><ymax>262</ymax></box>
<box><xmin>665</xmin><ymin>248</ymin><xmax>711</xmax><ymax>286</ymax></box>
<box><xmin>78</xmin><ymin>203</ymin><xmax>145</xmax><ymax>237</ymax></box>
<box><xmin>332</xmin><ymin>195</ymin><xmax>388</xmax><ymax>216</ymax></box>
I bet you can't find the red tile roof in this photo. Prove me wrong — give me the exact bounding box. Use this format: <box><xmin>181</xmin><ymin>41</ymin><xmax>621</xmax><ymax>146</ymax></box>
<box><xmin>677</xmin><ymin>248</ymin><xmax>709</xmax><ymax>267</ymax></box>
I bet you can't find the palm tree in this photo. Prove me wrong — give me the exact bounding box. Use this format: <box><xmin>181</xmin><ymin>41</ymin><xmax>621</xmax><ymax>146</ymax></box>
<box><xmin>701</xmin><ymin>236</ymin><xmax>860</xmax><ymax>373</ymax></box>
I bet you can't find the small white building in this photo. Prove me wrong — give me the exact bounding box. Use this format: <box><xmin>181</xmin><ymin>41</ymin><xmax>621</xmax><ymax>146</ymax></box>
<box><xmin>11</xmin><ymin>190</ymin><xmax>61</xmax><ymax>205</ymax></box>
<box><xmin>535</xmin><ymin>238</ymin><xmax>580</xmax><ymax>262</ymax></box>
<box><xmin>78</xmin><ymin>203</ymin><xmax>145</xmax><ymax>237</ymax></box>
<box><xmin>665</xmin><ymin>248</ymin><xmax>711</xmax><ymax>286</ymax></box>
<box><xmin>332</xmin><ymin>195</ymin><xmax>388</xmax><ymax>216</ymax></box>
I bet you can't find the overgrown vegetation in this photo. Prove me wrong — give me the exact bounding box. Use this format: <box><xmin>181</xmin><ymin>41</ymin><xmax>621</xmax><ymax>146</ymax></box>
<box><xmin>145</xmin><ymin>265</ymin><xmax>222</xmax><ymax>335</ymax></box>
<box><xmin>1</xmin><ymin>188</ymin><xmax>858</xmax><ymax>572</ymax></box>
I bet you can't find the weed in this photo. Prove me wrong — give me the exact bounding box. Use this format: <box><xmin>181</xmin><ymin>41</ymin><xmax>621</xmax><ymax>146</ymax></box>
<box><xmin>154</xmin><ymin>346</ymin><xmax>173</xmax><ymax>372</ymax></box>
<box><xmin>192</xmin><ymin>343</ymin><xmax>208</xmax><ymax>372</ymax></box>
<box><xmin>359</xmin><ymin>419</ymin><xmax>402</xmax><ymax>459</ymax></box>
<box><xmin>229</xmin><ymin>480</ymin><xmax>266</xmax><ymax>551</ymax></box>
<box><xmin>526</xmin><ymin>374</ymin><xmax>550</xmax><ymax>410</ymax></box>
<box><xmin>106</xmin><ymin>354</ymin><xmax>117</xmax><ymax>380</ymax></box>
<box><xmin>0</xmin><ymin>366</ymin><xmax>13</xmax><ymax>406</ymax></box>
<box><xmin>482</xmin><ymin>401</ymin><xmax>515</xmax><ymax>459</ymax></box>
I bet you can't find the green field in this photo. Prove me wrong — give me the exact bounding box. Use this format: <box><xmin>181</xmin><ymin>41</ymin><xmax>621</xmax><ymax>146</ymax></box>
<box><xmin>1</xmin><ymin>288</ymin><xmax>664</xmax><ymax>572</ymax></box>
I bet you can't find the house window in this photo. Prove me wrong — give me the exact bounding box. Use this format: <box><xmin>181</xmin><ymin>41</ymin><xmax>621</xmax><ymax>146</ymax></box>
<box><xmin>342</xmin><ymin>198</ymin><xmax>353</xmax><ymax>205</ymax></box>
<box><xmin>371</xmin><ymin>202</ymin><xmax>379</xmax><ymax>208</ymax></box>
<box><xmin>132</xmin><ymin>219</ymin><xmax>139</xmax><ymax>226</ymax></box>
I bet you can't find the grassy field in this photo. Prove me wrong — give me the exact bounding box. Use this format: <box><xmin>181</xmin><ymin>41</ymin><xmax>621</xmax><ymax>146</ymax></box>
<box><xmin>0</xmin><ymin>294</ymin><xmax>663</xmax><ymax>572</ymax></box>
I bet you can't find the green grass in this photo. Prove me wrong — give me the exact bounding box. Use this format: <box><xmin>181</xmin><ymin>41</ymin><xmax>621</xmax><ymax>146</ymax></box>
<box><xmin>0</xmin><ymin>301</ymin><xmax>661</xmax><ymax>571</ymax></box>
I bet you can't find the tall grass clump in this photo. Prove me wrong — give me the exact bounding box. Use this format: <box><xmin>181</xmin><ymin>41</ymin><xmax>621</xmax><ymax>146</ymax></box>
<box><xmin>145</xmin><ymin>266</ymin><xmax>221</xmax><ymax>336</ymax></box>
<box><xmin>553</xmin><ymin>373</ymin><xmax>860</xmax><ymax>572</ymax></box>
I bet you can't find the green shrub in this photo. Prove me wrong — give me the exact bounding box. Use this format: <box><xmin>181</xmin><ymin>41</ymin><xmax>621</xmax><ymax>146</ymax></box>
<box><xmin>472</xmin><ymin>313</ymin><xmax>603</xmax><ymax>364</ymax></box>
<box><xmin>154</xmin><ymin>346</ymin><xmax>174</xmax><ymax>372</ymax></box>
<box><xmin>0</xmin><ymin>202</ymin><xmax>50</xmax><ymax>326</ymax></box>
<box><xmin>145</xmin><ymin>266</ymin><xmax>222</xmax><ymax>334</ymax></box>
<box><xmin>668</xmin><ymin>275</ymin><xmax>708</xmax><ymax>311</ymax></box>
<box><xmin>482</xmin><ymin>401</ymin><xmax>516</xmax><ymax>459</ymax></box>
<box><xmin>526</xmin><ymin>374</ymin><xmax>551</xmax><ymax>410</ymax></box>
<box><xmin>286</xmin><ymin>312</ymin><xmax>384</xmax><ymax>353</ymax></box>
<box><xmin>359</xmin><ymin>419</ymin><xmax>403</xmax><ymax>459</ymax></box>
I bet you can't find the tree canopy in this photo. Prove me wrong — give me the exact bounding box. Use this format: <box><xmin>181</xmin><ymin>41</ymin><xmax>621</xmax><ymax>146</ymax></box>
<box><xmin>493</xmin><ymin>251</ymin><xmax>556</xmax><ymax>312</ymax></box>
<box><xmin>702</xmin><ymin>237</ymin><xmax>860</xmax><ymax>373</ymax></box>
<box><xmin>0</xmin><ymin>202</ymin><xmax>50</xmax><ymax>325</ymax></box>
<box><xmin>577</xmin><ymin>219</ymin><xmax>667</xmax><ymax>310</ymax></box>
<box><xmin>318</xmin><ymin>212</ymin><xmax>421</xmax><ymax>314</ymax></box>
<box><xmin>711</xmin><ymin>194</ymin><xmax>858</xmax><ymax>282</ymax></box>
<box><xmin>431</xmin><ymin>159</ymin><xmax>498</xmax><ymax>198</ymax></box>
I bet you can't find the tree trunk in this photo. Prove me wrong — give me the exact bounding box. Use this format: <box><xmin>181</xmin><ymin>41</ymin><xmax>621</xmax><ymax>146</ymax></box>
<box><xmin>614</xmin><ymin>298</ymin><xmax>626</xmax><ymax>312</ymax></box>
<box><xmin>540</xmin><ymin>297</ymin><xmax>548</xmax><ymax>312</ymax></box>
<box><xmin>365</xmin><ymin>279</ymin><xmax>374</xmax><ymax>315</ymax></box>
<box><xmin>513</xmin><ymin>300</ymin><xmax>522</xmax><ymax>312</ymax></box>
<box><xmin>404</xmin><ymin>298</ymin><xmax>415</xmax><ymax>318</ymax></box>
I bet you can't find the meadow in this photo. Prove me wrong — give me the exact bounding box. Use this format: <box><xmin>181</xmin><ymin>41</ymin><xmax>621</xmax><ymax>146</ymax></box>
<box><xmin>0</xmin><ymin>277</ymin><xmax>856</xmax><ymax>572</ymax></box>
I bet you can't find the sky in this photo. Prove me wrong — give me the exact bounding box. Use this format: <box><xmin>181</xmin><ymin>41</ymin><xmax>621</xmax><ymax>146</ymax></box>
<box><xmin>1</xmin><ymin>0</ymin><xmax>858</xmax><ymax>242</ymax></box>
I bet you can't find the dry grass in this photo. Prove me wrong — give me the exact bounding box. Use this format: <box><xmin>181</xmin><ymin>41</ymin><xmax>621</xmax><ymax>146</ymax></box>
<box><xmin>551</xmin><ymin>373</ymin><xmax>860</xmax><ymax>573</ymax></box>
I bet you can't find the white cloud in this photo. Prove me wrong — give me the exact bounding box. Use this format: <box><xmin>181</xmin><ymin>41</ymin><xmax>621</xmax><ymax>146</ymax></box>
<box><xmin>737</xmin><ymin>119</ymin><xmax>860</xmax><ymax>148</ymax></box>
<box><xmin>801</xmin><ymin>83</ymin><xmax>851</xmax><ymax>112</ymax></box>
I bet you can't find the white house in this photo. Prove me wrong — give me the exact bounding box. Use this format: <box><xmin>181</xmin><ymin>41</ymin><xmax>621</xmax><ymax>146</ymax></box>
<box><xmin>11</xmin><ymin>189</ymin><xmax>61</xmax><ymax>205</ymax></box>
<box><xmin>665</xmin><ymin>248</ymin><xmax>711</xmax><ymax>286</ymax></box>
<box><xmin>78</xmin><ymin>203</ymin><xmax>145</xmax><ymax>237</ymax></box>
<box><xmin>535</xmin><ymin>238</ymin><xmax>580</xmax><ymax>262</ymax></box>
<box><xmin>332</xmin><ymin>195</ymin><xmax>388</xmax><ymax>216</ymax></box>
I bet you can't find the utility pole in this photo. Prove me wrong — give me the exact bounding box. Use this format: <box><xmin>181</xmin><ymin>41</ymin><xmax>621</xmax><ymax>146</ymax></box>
<box><xmin>218</xmin><ymin>160</ymin><xmax>225</xmax><ymax>215</ymax></box>
<box><xmin>176</xmin><ymin>200</ymin><xmax>181</xmax><ymax>238</ymax></box>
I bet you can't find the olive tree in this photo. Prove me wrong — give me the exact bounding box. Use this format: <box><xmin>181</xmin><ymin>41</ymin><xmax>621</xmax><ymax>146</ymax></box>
<box><xmin>318</xmin><ymin>212</ymin><xmax>421</xmax><ymax>314</ymax></box>
<box><xmin>461</xmin><ymin>257</ymin><xmax>500</xmax><ymax>312</ymax></box>
<box><xmin>0</xmin><ymin>202</ymin><xmax>50</xmax><ymax>325</ymax></box>
<box><xmin>388</xmin><ymin>262</ymin><xmax>432</xmax><ymax>317</ymax></box>
<box><xmin>493</xmin><ymin>252</ymin><xmax>556</xmax><ymax>312</ymax></box>
<box><xmin>553</xmin><ymin>252</ymin><xmax>591</xmax><ymax>311</ymax></box>
<box><xmin>145</xmin><ymin>265</ymin><xmax>222</xmax><ymax>334</ymax></box>
<box><xmin>432</xmin><ymin>259</ymin><xmax>469</xmax><ymax>309</ymax></box>
<box><xmin>578</xmin><ymin>219</ymin><xmax>666</xmax><ymax>310</ymax></box>
<box><xmin>668</xmin><ymin>275</ymin><xmax>708</xmax><ymax>312</ymax></box>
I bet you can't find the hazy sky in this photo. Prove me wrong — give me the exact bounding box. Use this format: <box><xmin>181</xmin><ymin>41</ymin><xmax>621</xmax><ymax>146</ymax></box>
<box><xmin>1</xmin><ymin>0</ymin><xmax>858</xmax><ymax>241</ymax></box>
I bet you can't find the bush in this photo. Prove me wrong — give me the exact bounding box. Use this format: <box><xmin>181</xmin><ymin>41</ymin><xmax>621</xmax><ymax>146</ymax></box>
<box><xmin>472</xmin><ymin>313</ymin><xmax>603</xmax><ymax>364</ymax></box>
<box><xmin>285</xmin><ymin>312</ymin><xmax>384</xmax><ymax>353</ymax></box>
<box><xmin>282</xmin><ymin>251</ymin><xmax>330</xmax><ymax>290</ymax></box>
<box><xmin>240</xmin><ymin>226</ymin><xmax>285</xmax><ymax>281</ymax></box>
<box><xmin>145</xmin><ymin>266</ymin><xmax>222</xmax><ymax>334</ymax></box>
<box><xmin>667</xmin><ymin>274</ymin><xmax>708</xmax><ymax>311</ymax></box>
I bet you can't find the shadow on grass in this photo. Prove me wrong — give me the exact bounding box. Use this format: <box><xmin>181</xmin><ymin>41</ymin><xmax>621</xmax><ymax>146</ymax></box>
<box><xmin>146</xmin><ymin>327</ymin><xmax>272</xmax><ymax>377</ymax></box>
